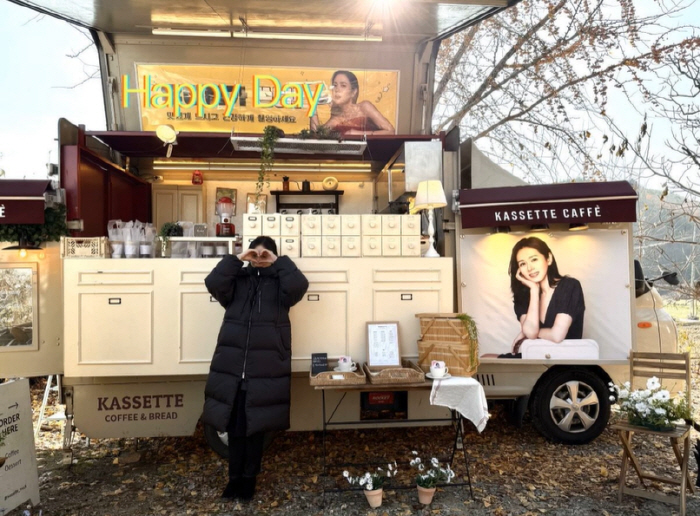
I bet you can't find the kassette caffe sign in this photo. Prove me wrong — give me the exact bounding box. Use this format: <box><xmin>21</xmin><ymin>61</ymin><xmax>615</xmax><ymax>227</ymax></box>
<box><xmin>459</xmin><ymin>181</ymin><xmax>638</xmax><ymax>229</ymax></box>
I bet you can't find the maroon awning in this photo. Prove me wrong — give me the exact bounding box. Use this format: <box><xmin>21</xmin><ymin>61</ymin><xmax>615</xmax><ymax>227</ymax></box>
<box><xmin>0</xmin><ymin>180</ymin><xmax>53</xmax><ymax>224</ymax></box>
<box><xmin>459</xmin><ymin>181</ymin><xmax>638</xmax><ymax>228</ymax></box>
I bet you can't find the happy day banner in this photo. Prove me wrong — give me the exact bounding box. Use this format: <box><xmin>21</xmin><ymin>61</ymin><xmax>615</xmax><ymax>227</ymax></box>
<box><xmin>130</xmin><ymin>64</ymin><xmax>400</xmax><ymax>134</ymax></box>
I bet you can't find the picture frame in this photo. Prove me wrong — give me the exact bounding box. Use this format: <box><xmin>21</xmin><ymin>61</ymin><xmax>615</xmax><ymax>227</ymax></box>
<box><xmin>246</xmin><ymin>193</ymin><xmax>267</xmax><ymax>214</ymax></box>
<box><xmin>366</xmin><ymin>321</ymin><xmax>401</xmax><ymax>370</ymax></box>
<box><xmin>215</xmin><ymin>187</ymin><xmax>237</xmax><ymax>216</ymax></box>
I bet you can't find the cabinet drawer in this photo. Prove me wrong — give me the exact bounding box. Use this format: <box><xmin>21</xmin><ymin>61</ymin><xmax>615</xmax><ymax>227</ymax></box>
<box><xmin>280</xmin><ymin>215</ymin><xmax>300</xmax><ymax>236</ymax></box>
<box><xmin>402</xmin><ymin>236</ymin><xmax>421</xmax><ymax>256</ymax></box>
<box><xmin>322</xmin><ymin>236</ymin><xmax>341</xmax><ymax>257</ymax></box>
<box><xmin>362</xmin><ymin>236</ymin><xmax>382</xmax><ymax>256</ymax></box>
<box><xmin>263</xmin><ymin>214</ymin><xmax>281</xmax><ymax>235</ymax></box>
<box><xmin>362</xmin><ymin>215</ymin><xmax>382</xmax><ymax>235</ymax></box>
<box><xmin>342</xmin><ymin>236</ymin><xmax>362</xmax><ymax>257</ymax></box>
<box><xmin>242</xmin><ymin>215</ymin><xmax>263</xmax><ymax>236</ymax></box>
<box><xmin>301</xmin><ymin>215</ymin><xmax>322</xmax><ymax>236</ymax></box>
<box><xmin>382</xmin><ymin>235</ymin><xmax>401</xmax><ymax>256</ymax></box>
<box><xmin>382</xmin><ymin>215</ymin><xmax>402</xmax><ymax>236</ymax></box>
<box><xmin>341</xmin><ymin>215</ymin><xmax>361</xmax><ymax>235</ymax></box>
<box><xmin>401</xmin><ymin>215</ymin><xmax>421</xmax><ymax>236</ymax></box>
<box><xmin>280</xmin><ymin>237</ymin><xmax>300</xmax><ymax>258</ymax></box>
<box><xmin>322</xmin><ymin>215</ymin><xmax>341</xmax><ymax>236</ymax></box>
<box><xmin>302</xmin><ymin>236</ymin><xmax>322</xmax><ymax>257</ymax></box>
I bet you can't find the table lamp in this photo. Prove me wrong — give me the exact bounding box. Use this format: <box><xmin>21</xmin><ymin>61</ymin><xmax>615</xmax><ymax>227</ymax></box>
<box><xmin>414</xmin><ymin>180</ymin><xmax>447</xmax><ymax>258</ymax></box>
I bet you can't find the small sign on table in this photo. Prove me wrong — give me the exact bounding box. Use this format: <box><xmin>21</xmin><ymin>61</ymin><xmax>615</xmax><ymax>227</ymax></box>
<box><xmin>366</xmin><ymin>321</ymin><xmax>401</xmax><ymax>370</ymax></box>
<box><xmin>311</xmin><ymin>353</ymin><xmax>329</xmax><ymax>375</ymax></box>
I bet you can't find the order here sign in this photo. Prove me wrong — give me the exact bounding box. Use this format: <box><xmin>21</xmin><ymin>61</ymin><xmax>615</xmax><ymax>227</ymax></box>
<box><xmin>0</xmin><ymin>378</ymin><xmax>40</xmax><ymax>514</ymax></box>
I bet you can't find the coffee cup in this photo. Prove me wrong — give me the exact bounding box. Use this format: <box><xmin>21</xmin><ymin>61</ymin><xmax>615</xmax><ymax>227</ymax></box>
<box><xmin>110</xmin><ymin>241</ymin><xmax>124</xmax><ymax>258</ymax></box>
<box><xmin>125</xmin><ymin>241</ymin><xmax>138</xmax><ymax>258</ymax></box>
<box><xmin>337</xmin><ymin>356</ymin><xmax>356</xmax><ymax>371</ymax></box>
<box><xmin>430</xmin><ymin>361</ymin><xmax>448</xmax><ymax>378</ymax></box>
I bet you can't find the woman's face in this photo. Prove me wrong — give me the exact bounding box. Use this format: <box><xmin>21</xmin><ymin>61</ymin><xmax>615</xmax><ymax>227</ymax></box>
<box><xmin>331</xmin><ymin>74</ymin><xmax>357</xmax><ymax>106</ymax></box>
<box><xmin>516</xmin><ymin>246</ymin><xmax>551</xmax><ymax>284</ymax></box>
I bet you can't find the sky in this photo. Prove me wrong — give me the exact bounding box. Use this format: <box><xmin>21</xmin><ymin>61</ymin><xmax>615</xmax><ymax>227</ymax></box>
<box><xmin>0</xmin><ymin>1</ymin><xmax>105</xmax><ymax>179</ymax></box>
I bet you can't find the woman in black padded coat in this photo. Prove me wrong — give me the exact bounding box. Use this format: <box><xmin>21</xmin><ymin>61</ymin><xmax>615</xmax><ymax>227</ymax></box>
<box><xmin>203</xmin><ymin>236</ymin><xmax>308</xmax><ymax>501</ymax></box>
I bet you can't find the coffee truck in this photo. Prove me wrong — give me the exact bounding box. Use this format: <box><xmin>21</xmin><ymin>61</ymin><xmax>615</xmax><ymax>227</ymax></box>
<box><xmin>0</xmin><ymin>0</ymin><xmax>678</xmax><ymax>453</ymax></box>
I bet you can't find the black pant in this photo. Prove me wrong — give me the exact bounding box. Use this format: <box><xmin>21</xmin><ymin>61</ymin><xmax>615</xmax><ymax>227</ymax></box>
<box><xmin>227</xmin><ymin>384</ymin><xmax>265</xmax><ymax>478</ymax></box>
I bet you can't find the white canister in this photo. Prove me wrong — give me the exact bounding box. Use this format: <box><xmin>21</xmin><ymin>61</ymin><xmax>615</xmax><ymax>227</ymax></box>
<box><xmin>139</xmin><ymin>243</ymin><xmax>153</xmax><ymax>258</ymax></box>
<box><xmin>110</xmin><ymin>241</ymin><xmax>124</xmax><ymax>259</ymax></box>
<box><xmin>201</xmin><ymin>244</ymin><xmax>215</xmax><ymax>257</ymax></box>
<box><xmin>124</xmin><ymin>241</ymin><xmax>139</xmax><ymax>258</ymax></box>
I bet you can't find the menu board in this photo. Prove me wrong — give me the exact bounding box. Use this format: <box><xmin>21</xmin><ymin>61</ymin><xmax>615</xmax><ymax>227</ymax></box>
<box><xmin>366</xmin><ymin>322</ymin><xmax>401</xmax><ymax>369</ymax></box>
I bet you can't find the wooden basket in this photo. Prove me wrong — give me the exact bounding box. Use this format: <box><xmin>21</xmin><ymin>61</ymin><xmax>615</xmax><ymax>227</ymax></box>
<box><xmin>309</xmin><ymin>366</ymin><xmax>366</xmax><ymax>386</ymax></box>
<box><xmin>363</xmin><ymin>360</ymin><xmax>426</xmax><ymax>385</ymax></box>
<box><xmin>60</xmin><ymin>236</ymin><xmax>110</xmax><ymax>258</ymax></box>
<box><xmin>416</xmin><ymin>313</ymin><xmax>479</xmax><ymax>377</ymax></box>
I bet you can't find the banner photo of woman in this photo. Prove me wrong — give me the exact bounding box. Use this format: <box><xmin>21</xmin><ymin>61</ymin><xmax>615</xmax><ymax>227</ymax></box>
<box><xmin>134</xmin><ymin>64</ymin><xmax>399</xmax><ymax>134</ymax></box>
<box><xmin>459</xmin><ymin>229</ymin><xmax>633</xmax><ymax>361</ymax></box>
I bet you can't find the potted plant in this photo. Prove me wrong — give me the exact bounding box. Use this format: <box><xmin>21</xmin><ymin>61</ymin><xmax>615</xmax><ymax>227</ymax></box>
<box><xmin>255</xmin><ymin>125</ymin><xmax>283</xmax><ymax>207</ymax></box>
<box><xmin>343</xmin><ymin>463</ymin><xmax>397</xmax><ymax>508</ymax></box>
<box><xmin>410</xmin><ymin>452</ymin><xmax>456</xmax><ymax>505</ymax></box>
<box><xmin>157</xmin><ymin>222</ymin><xmax>183</xmax><ymax>258</ymax></box>
<box><xmin>609</xmin><ymin>377</ymin><xmax>691</xmax><ymax>431</ymax></box>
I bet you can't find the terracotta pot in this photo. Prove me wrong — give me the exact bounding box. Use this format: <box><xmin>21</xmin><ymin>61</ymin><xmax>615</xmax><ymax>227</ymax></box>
<box><xmin>417</xmin><ymin>485</ymin><xmax>436</xmax><ymax>505</ymax></box>
<box><xmin>364</xmin><ymin>488</ymin><xmax>383</xmax><ymax>508</ymax></box>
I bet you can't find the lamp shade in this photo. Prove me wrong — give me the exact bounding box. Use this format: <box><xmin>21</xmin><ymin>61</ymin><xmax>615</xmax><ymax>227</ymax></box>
<box><xmin>414</xmin><ymin>180</ymin><xmax>447</xmax><ymax>210</ymax></box>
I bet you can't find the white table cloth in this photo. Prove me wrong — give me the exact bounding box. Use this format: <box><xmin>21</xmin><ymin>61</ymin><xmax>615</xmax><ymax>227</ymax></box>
<box><xmin>429</xmin><ymin>376</ymin><xmax>489</xmax><ymax>433</ymax></box>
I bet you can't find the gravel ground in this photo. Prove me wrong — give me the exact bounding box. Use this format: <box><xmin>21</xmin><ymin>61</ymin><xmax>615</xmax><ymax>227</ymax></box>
<box><xmin>6</xmin><ymin>321</ymin><xmax>700</xmax><ymax>516</ymax></box>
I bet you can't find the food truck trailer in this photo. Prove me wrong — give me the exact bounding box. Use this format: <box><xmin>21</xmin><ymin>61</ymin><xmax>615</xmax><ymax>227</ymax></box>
<box><xmin>0</xmin><ymin>0</ymin><xmax>679</xmax><ymax>454</ymax></box>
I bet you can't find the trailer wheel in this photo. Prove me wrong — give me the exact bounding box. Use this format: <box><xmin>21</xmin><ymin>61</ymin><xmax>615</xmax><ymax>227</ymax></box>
<box><xmin>530</xmin><ymin>369</ymin><xmax>610</xmax><ymax>444</ymax></box>
<box><xmin>203</xmin><ymin>423</ymin><xmax>278</xmax><ymax>458</ymax></box>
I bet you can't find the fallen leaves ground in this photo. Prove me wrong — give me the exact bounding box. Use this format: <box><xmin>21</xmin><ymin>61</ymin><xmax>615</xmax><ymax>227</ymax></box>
<box><xmin>10</xmin><ymin>323</ymin><xmax>700</xmax><ymax>516</ymax></box>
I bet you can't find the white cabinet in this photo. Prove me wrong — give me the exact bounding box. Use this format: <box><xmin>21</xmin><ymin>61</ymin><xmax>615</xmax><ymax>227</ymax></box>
<box><xmin>152</xmin><ymin>185</ymin><xmax>204</xmax><ymax>230</ymax></box>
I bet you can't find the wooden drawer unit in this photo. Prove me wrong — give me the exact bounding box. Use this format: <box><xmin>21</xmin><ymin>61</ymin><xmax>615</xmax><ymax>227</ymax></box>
<box><xmin>362</xmin><ymin>214</ymin><xmax>382</xmax><ymax>235</ymax></box>
<box><xmin>342</xmin><ymin>236</ymin><xmax>362</xmax><ymax>257</ymax></box>
<box><xmin>362</xmin><ymin>236</ymin><xmax>382</xmax><ymax>256</ymax></box>
<box><xmin>262</xmin><ymin>214</ymin><xmax>281</xmax><ymax>235</ymax></box>
<box><xmin>322</xmin><ymin>236</ymin><xmax>341</xmax><ymax>257</ymax></box>
<box><xmin>301</xmin><ymin>215</ymin><xmax>322</xmax><ymax>236</ymax></box>
<box><xmin>341</xmin><ymin>215</ymin><xmax>361</xmax><ymax>235</ymax></box>
<box><xmin>302</xmin><ymin>236</ymin><xmax>322</xmax><ymax>257</ymax></box>
<box><xmin>382</xmin><ymin>235</ymin><xmax>402</xmax><ymax>256</ymax></box>
<box><xmin>242</xmin><ymin>214</ymin><xmax>263</xmax><ymax>236</ymax></box>
<box><xmin>402</xmin><ymin>236</ymin><xmax>422</xmax><ymax>256</ymax></box>
<box><xmin>401</xmin><ymin>215</ymin><xmax>421</xmax><ymax>236</ymax></box>
<box><xmin>322</xmin><ymin>214</ymin><xmax>341</xmax><ymax>235</ymax></box>
<box><xmin>382</xmin><ymin>215</ymin><xmax>402</xmax><ymax>236</ymax></box>
<box><xmin>280</xmin><ymin>215</ymin><xmax>300</xmax><ymax>236</ymax></box>
<box><xmin>280</xmin><ymin>237</ymin><xmax>300</xmax><ymax>258</ymax></box>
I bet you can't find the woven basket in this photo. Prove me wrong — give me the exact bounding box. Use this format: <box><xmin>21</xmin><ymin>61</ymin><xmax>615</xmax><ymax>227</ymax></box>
<box><xmin>363</xmin><ymin>360</ymin><xmax>425</xmax><ymax>385</ymax></box>
<box><xmin>416</xmin><ymin>313</ymin><xmax>479</xmax><ymax>377</ymax></box>
<box><xmin>309</xmin><ymin>366</ymin><xmax>366</xmax><ymax>386</ymax></box>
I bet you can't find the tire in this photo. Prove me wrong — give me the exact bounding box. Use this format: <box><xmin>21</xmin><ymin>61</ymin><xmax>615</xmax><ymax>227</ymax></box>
<box><xmin>203</xmin><ymin>423</ymin><xmax>278</xmax><ymax>458</ymax></box>
<box><xmin>530</xmin><ymin>368</ymin><xmax>610</xmax><ymax>444</ymax></box>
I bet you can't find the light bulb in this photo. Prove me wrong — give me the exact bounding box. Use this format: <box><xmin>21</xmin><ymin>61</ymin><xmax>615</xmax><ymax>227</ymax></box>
<box><xmin>19</xmin><ymin>249</ymin><xmax>27</xmax><ymax>258</ymax></box>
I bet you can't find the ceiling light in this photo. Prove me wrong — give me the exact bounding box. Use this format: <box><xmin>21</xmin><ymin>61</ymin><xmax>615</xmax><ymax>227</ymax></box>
<box><xmin>156</xmin><ymin>125</ymin><xmax>179</xmax><ymax>158</ymax></box>
<box><xmin>530</xmin><ymin>224</ymin><xmax>549</xmax><ymax>232</ymax></box>
<box><xmin>152</xmin><ymin>28</ymin><xmax>231</xmax><ymax>38</ymax></box>
<box><xmin>232</xmin><ymin>31</ymin><xmax>381</xmax><ymax>42</ymax></box>
<box><xmin>493</xmin><ymin>226</ymin><xmax>511</xmax><ymax>234</ymax></box>
<box><xmin>569</xmin><ymin>222</ymin><xmax>589</xmax><ymax>231</ymax></box>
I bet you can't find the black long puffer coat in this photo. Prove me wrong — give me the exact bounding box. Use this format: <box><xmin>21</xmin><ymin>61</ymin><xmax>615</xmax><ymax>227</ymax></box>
<box><xmin>202</xmin><ymin>255</ymin><xmax>308</xmax><ymax>435</ymax></box>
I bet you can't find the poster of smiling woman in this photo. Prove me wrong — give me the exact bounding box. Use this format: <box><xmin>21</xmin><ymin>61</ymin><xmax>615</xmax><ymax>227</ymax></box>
<box><xmin>459</xmin><ymin>229</ymin><xmax>633</xmax><ymax>361</ymax></box>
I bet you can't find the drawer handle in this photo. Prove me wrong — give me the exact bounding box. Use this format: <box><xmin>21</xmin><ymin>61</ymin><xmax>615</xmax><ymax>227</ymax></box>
<box><xmin>401</xmin><ymin>294</ymin><xmax>413</xmax><ymax>301</ymax></box>
<box><xmin>307</xmin><ymin>294</ymin><xmax>320</xmax><ymax>301</ymax></box>
<box><xmin>108</xmin><ymin>298</ymin><xmax>121</xmax><ymax>305</ymax></box>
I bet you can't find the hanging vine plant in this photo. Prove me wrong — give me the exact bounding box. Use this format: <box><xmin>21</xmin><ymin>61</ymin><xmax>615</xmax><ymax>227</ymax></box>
<box><xmin>256</xmin><ymin>125</ymin><xmax>283</xmax><ymax>203</ymax></box>
<box><xmin>0</xmin><ymin>204</ymin><xmax>69</xmax><ymax>246</ymax></box>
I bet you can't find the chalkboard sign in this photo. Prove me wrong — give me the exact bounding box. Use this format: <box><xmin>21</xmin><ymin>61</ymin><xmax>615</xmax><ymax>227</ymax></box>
<box><xmin>311</xmin><ymin>353</ymin><xmax>328</xmax><ymax>375</ymax></box>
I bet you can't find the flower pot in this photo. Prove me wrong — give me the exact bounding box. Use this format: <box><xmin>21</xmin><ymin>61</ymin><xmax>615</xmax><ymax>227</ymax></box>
<box><xmin>417</xmin><ymin>485</ymin><xmax>436</xmax><ymax>505</ymax></box>
<box><xmin>159</xmin><ymin>239</ymin><xmax>171</xmax><ymax>258</ymax></box>
<box><xmin>364</xmin><ymin>488</ymin><xmax>383</xmax><ymax>508</ymax></box>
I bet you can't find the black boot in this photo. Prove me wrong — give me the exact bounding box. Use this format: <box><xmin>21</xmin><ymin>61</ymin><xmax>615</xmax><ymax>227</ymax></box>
<box><xmin>238</xmin><ymin>476</ymin><xmax>257</xmax><ymax>501</ymax></box>
<box><xmin>221</xmin><ymin>478</ymin><xmax>240</xmax><ymax>500</ymax></box>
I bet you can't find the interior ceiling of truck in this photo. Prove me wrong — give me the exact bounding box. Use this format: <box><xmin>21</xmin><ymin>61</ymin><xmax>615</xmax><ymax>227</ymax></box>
<box><xmin>9</xmin><ymin>0</ymin><xmax>513</xmax><ymax>42</ymax></box>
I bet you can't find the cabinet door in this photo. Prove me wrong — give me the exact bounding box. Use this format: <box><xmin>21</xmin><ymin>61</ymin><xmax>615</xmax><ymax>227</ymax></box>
<box><xmin>290</xmin><ymin>290</ymin><xmax>348</xmax><ymax>359</ymax></box>
<box><xmin>180</xmin><ymin>291</ymin><xmax>224</xmax><ymax>363</ymax></box>
<box><xmin>178</xmin><ymin>186</ymin><xmax>203</xmax><ymax>223</ymax></box>
<box><xmin>152</xmin><ymin>186</ymin><xmax>178</xmax><ymax>230</ymax></box>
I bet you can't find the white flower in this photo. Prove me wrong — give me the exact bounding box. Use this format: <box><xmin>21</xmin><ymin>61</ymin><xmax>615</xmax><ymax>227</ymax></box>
<box><xmin>646</xmin><ymin>377</ymin><xmax>661</xmax><ymax>390</ymax></box>
<box><xmin>654</xmin><ymin>390</ymin><xmax>670</xmax><ymax>401</ymax></box>
<box><xmin>619</xmin><ymin>389</ymin><xmax>629</xmax><ymax>399</ymax></box>
<box><xmin>655</xmin><ymin>408</ymin><xmax>667</xmax><ymax>415</ymax></box>
<box><xmin>609</xmin><ymin>395</ymin><xmax>616</xmax><ymax>402</ymax></box>
<box><xmin>623</xmin><ymin>381</ymin><xmax>631</xmax><ymax>389</ymax></box>
<box><xmin>343</xmin><ymin>470</ymin><xmax>349</xmax><ymax>478</ymax></box>
<box><xmin>635</xmin><ymin>402</ymin><xmax>648</xmax><ymax>412</ymax></box>
<box><xmin>411</xmin><ymin>450</ymin><xmax>418</xmax><ymax>455</ymax></box>
<box><xmin>431</xmin><ymin>458</ymin><xmax>439</xmax><ymax>467</ymax></box>
<box><xmin>359</xmin><ymin>477</ymin><xmax>366</xmax><ymax>486</ymax></box>
<box><xmin>418</xmin><ymin>464</ymin><xmax>425</xmax><ymax>471</ymax></box>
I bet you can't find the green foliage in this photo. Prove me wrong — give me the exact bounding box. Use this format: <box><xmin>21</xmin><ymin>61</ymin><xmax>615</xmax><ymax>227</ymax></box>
<box><xmin>297</xmin><ymin>126</ymin><xmax>341</xmax><ymax>141</ymax></box>
<box><xmin>0</xmin><ymin>204</ymin><xmax>68</xmax><ymax>246</ymax></box>
<box><xmin>158</xmin><ymin>222</ymin><xmax>183</xmax><ymax>242</ymax></box>
<box><xmin>456</xmin><ymin>313</ymin><xmax>479</xmax><ymax>368</ymax></box>
<box><xmin>256</xmin><ymin>125</ymin><xmax>282</xmax><ymax>201</ymax></box>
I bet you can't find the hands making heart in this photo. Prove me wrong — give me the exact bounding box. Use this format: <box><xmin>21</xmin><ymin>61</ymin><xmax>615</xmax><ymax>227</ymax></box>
<box><xmin>238</xmin><ymin>247</ymin><xmax>277</xmax><ymax>268</ymax></box>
